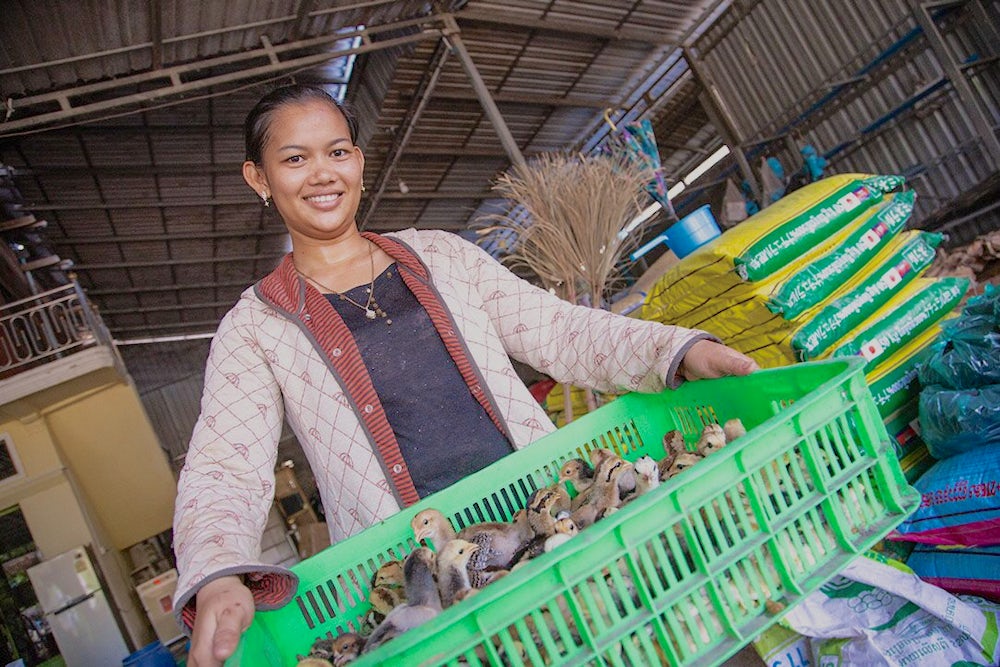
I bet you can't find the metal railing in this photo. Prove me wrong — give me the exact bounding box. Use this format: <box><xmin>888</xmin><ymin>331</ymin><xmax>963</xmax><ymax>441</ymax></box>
<box><xmin>0</xmin><ymin>282</ymin><xmax>118</xmax><ymax>375</ymax></box>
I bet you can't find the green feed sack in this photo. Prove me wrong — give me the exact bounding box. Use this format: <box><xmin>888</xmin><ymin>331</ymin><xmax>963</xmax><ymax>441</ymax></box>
<box><xmin>734</xmin><ymin>174</ymin><xmax>905</xmax><ymax>281</ymax></box>
<box><xmin>792</xmin><ymin>231</ymin><xmax>943</xmax><ymax>360</ymax></box>
<box><xmin>639</xmin><ymin>174</ymin><xmax>900</xmax><ymax>324</ymax></box>
<box><xmin>768</xmin><ymin>190</ymin><xmax>916</xmax><ymax>319</ymax></box>
<box><xmin>830</xmin><ymin>277</ymin><xmax>969</xmax><ymax>370</ymax></box>
<box><xmin>867</xmin><ymin>336</ymin><xmax>940</xmax><ymax>419</ymax></box>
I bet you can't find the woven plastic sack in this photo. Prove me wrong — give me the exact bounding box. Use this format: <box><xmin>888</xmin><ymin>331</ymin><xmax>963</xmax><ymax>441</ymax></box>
<box><xmin>830</xmin><ymin>277</ymin><xmax>968</xmax><ymax>369</ymax></box>
<box><xmin>734</xmin><ymin>174</ymin><xmax>905</xmax><ymax>281</ymax></box>
<box><xmin>792</xmin><ymin>231</ymin><xmax>942</xmax><ymax>359</ymax></box>
<box><xmin>768</xmin><ymin>190</ymin><xmax>916</xmax><ymax>318</ymax></box>
<box><xmin>638</xmin><ymin>173</ymin><xmax>904</xmax><ymax>324</ymax></box>
<box><xmin>907</xmin><ymin>543</ymin><xmax>1000</xmax><ymax>602</ymax></box>
<box><xmin>866</xmin><ymin>323</ymin><xmax>944</xmax><ymax>419</ymax></box>
<box><xmin>919</xmin><ymin>383</ymin><xmax>1000</xmax><ymax>459</ymax></box>
<box><xmin>890</xmin><ymin>442</ymin><xmax>1000</xmax><ymax>546</ymax></box>
<box><xmin>755</xmin><ymin>552</ymin><xmax>1000</xmax><ymax>666</ymax></box>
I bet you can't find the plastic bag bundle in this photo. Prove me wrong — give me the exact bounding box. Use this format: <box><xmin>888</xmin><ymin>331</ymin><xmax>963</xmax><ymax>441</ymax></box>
<box><xmin>919</xmin><ymin>285</ymin><xmax>1000</xmax><ymax>458</ymax></box>
<box><xmin>919</xmin><ymin>384</ymin><xmax>1000</xmax><ymax>459</ymax></box>
<box><xmin>919</xmin><ymin>285</ymin><xmax>1000</xmax><ymax>389</ymax></box>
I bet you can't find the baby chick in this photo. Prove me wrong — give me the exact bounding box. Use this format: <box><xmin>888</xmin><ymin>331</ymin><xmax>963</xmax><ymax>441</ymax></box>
<box><xmin>723</xmin><ymin>418</ymin><xmax>747</xmax><ymax>444</ymax></box>
<box><xmin>663</xmin><ymin>451</ymin><xmax>704</xmax><ymax>479</ymax></box>
<box><xmin>331</xmin><ymin>632</ymin><xmax>364</xmax><ymax>666</ymax></box>
<box><xmin>629</xmin><ymin>455</ymin><xmax>660</xmax><ymax>499</ymax></box>
<box><xmin>436</xmin><ymin>538</ymin><xmax>479</xmax><ymax>608</ymax></box>
<box><xmin>297</xmin><ymin>660</ymin><xmax>333</xmax><ymax>667</ymax></box>
<box><xmin>558</xmin><ymin>458</ymin><xmax>595</xmax><ymax>496</ymax></box>
<box><xmin>696</xmin><ymin>423</ymin><xmax>727</xmax><ymax>457</ymax></box>
<box><xmin>658</xmin><ymin>429</ymin><xmax>688</xmax><ymax>480</ymax></box>
<box><xmin>363</xmin><ymin>547</ymin><xmax>441</xmax><ymax>654</ymax></box>
<box><xmin>525</xmin><ymin>485</ymin><xmax>570</xmax><ymax>538</ymax></box>
<box><xmin>589</xmin><ymin>448</ymin><xmax>637</xmax><ymax>499</ymax></box>
<box><xmin>543</xmin><ymin>517</ymin><xmax>579</xmax><ymax>552</ymax></box>
<box><xmin>571</xmin><ymin>457</ymin><xmax>630</xmax><ymax>528</ymax></box>
<box><xmin>410</xmin><ymin>508</ymin><xmax>533</xmax><ymax>586</ymax></box>
<box><xmin>366</xmin><ymin>559</ymin><xmax>406</xmax><ymax>624</ymax></box>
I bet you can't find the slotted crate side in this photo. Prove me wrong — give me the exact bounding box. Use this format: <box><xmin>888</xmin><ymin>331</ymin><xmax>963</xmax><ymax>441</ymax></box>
<box><xmin>228</xmin><ymin>359</ymin><xmax>918</xmax><ymax>666</ymax></box>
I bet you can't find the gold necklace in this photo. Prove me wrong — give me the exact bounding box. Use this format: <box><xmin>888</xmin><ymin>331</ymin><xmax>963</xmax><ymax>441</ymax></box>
<box><xmin>297</xmin><ymin>244</ymin><xmax>392</xmax><ymax>324</ymax></box>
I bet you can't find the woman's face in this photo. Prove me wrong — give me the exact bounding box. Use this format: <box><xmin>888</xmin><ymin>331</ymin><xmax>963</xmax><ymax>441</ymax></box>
<box><xmin>243</xmin><ymin>99</ymin><xmax>365</xmax><ymax>245</ymax></box>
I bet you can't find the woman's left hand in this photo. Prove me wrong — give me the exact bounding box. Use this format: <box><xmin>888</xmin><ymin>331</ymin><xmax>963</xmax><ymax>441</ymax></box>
<box><xmin>679</xmin><ymin>339</ymin><xmax>759</xmax><ymax>382</ymax></box>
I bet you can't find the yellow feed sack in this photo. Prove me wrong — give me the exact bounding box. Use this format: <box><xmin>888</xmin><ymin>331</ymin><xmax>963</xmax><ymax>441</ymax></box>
<box><xmin>638</xmin><ymin>173</ymin><xmax>904</xmax><ymax>324</ymax></box>
<box><xmin>720</xmin><ymin>230</ymin><xmax>941</xmax><ymax>354</ymax></box>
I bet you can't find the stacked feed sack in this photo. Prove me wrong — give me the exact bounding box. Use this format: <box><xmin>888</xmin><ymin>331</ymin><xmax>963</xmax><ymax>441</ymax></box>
<box><xmin>638</xmin><ymin>173</ymin><xmax>907</xmax><ymax>334</ymax></box>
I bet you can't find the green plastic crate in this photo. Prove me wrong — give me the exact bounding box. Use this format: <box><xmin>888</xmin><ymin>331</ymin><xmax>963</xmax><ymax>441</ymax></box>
<box><xmin>227</xmin><ymin>358</ymin><xmax>919</xmax><ymax>666</ymax></box>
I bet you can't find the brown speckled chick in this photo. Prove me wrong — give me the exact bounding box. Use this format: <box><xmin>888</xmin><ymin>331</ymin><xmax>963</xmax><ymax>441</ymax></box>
<box><xmin>558</xmin><ymin>458</ymin><xmax>595</xmax><ymax>498</ymax></box>
<box><xmin>571</xmin><ymin>457</ymin><xmax>631</xmax><ymax>528</ymax></box>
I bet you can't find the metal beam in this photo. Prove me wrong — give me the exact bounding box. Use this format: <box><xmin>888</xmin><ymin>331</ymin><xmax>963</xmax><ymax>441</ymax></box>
<box><xmin>684</xmin><ymin>47</ymin><xmax>761</xmax><ymax>201</ymax></box>
<box><xmin>110</xmin><ymin>320</ymin><xmax>224</xmax><ymax>333</ymax></box>
<box><xmin>403</xmin><ymin>89</ymin><xmax>610</xmax><ymax>109</ymax></box>
<box><xmin>100</xmin><ymin>301</ymin><xmax>237</xmax><ymax>316</ymax></box>
<box><xmin>442</xmin><ymin>16</ymin><xmax>526</xmax><ymax>169</ymax></box>
<box><xmin>911</xmin><ymin>0</ymin><xmax>1000</xmax><ymax>167</ymax></box>
<box><xmin>361</xmin><ymin>41</ymin><xmax>451</xmax><ymax>229</ymax></box>
<box><xmin>73</xmin><ymin>253</ymin><xmax>284</xmax><ymax>270</ymax></box>
<box><xmin>86</xmin><ymin>280</ymin><xmax>253</xmax><ymax>296</ymax></box>
<box><xmin>51</xmin><ymin>229</ymin><xmax>289</xmax><ymax>244</ymax></box>
<box><xmin>453</xmin><ymin>8</ymin><xmax>676</xmax><ymax>46</ymax></box>
<box><xmin>1</xmin><ymin>20</ymin><xmax>443</xmax><ymax>135</ymax></box>
<box><xmin>21</xmin><ymin>190</ymin><xmax>494</xmax><ymax>212</ymax></box>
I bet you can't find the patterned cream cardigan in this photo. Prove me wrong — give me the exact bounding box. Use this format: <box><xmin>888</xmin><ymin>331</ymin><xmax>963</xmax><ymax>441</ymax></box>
<box><xmin>172</xmin><ymin>228</ymin><xmax>710</xmax><ymax>631</ymax></box>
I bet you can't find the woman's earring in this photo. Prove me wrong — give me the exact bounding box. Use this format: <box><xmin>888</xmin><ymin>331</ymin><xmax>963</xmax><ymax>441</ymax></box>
<box><xmin>361</xmin><ymin>184</ymin><xmax>367</xmax><ymax>193</ymax></box>
<box><xmin>260</xmin><ymin>191</ymin><xmax>270</xmax><ymax>207</ymax></box>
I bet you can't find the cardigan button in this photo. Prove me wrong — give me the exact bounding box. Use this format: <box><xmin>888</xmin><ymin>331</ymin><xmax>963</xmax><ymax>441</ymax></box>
<box><xmin>303</xmin><ymin>313</ymin><xmax>311</xmax><ymax>321</ymax></box>
<box><xmin>332</xmin><ymin>348</ymin><xmax>342</xmax><ymax>357</ymax></box>
<box><xmin>363</xmin><ymin>404</ymin><xmax>374</xmax><ymax>414</ymax></box>
<box><xmin>392</xmin><ymin>464</ymin><xmax>402</xmax><ymax>474</ymax></box>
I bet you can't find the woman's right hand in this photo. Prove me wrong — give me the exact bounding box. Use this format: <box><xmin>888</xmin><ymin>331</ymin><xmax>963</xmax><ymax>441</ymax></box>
<box><xmin>188</xmin><ymin>575</ymin><xmax>255</xmax><ymax>667</ymax></box>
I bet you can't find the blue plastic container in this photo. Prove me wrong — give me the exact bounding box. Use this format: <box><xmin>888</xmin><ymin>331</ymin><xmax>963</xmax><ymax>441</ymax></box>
<box><xmin>123</xmin><ymin>641</ymin><xmax>176</xmax><ymax>667</ymax></box>
<box><xmin>664</xmin><ymin>204</ymin><xmax>721</xmax><ymax>258</ymax></box>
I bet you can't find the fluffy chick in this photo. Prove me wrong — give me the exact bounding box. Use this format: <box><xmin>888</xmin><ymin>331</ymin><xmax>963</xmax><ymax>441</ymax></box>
<box><xmin>558</xmin><ymin>458</ymin><xmax>595</xmax><ymax>496</ymax></box>
<box><xmin>525</xmin><ymin>485</ymin><xmax>570</xmax><ymax>538</ymax></box>
<box><xmin>629</xmin><ymin>455</ymin><xmax>660</xmax><ymax>499</ymax></box>
<box><xmin>696</xmin><ymin>423</ymin><xmax>727</xmax><ymax>457</ymax></box>
<box><xmin>663</xmin><ymin>451</ymin><xmax>704</xmax><ymax>479</ymax></box>
<box><xmin>723</xmin><ymin>418</ymin><xmax>747</xmax><ymax>443</ymax></box>
<box><xmin>331</xmin><ymin>633</ymin><xmax>364</xmax><ymax>666</ymax></box>
<box><xmin>589</xmin><ymin>448</ymin><xmax>637</xmax><ymax>499</ymax></box>
<box><xmin>436</xmin><ymin>539</ymin><xmax>480</xmax><ymax>608</ymax></box>
<box><xmin>543</xmin><ymin>517</ymin><xmax>579</xmax><ymax>552</ymax></box>
<box><xmin>571</xmin><ymin>457</ymin><xmax>630</xmax><ymax>528</ymax></box>
<box><xmin>363</xmin><ymin>548</ymin><xmax>441</xmax><ymax>654</ymax></box>
<box><xmin>658</xmin><ymin>429</ymin><xmax>689</xmax><ymax>481</ymax></box>
<box><xmin>410</xmin><ymin>508</ymin><xmax>533</xmax><ymax>586</ymax></box>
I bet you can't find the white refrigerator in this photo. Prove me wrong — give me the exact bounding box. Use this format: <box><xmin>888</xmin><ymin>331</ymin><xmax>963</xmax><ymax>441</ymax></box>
<box><xmin>26</xmin><ymin>546</ymin><xmax>131</xmax><ymax>667</ymax></box>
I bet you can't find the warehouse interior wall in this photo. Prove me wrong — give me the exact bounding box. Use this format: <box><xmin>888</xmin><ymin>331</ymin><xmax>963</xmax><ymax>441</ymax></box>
<box><xmin>0</xmin><ymin>367</ymin><xmax>176</xmax><ymax>650</ymax></box>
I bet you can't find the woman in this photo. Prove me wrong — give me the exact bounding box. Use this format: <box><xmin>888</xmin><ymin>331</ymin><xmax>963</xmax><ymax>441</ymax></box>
<box><xmin>173</xmin><ymin>84</ymin><xmax>757</xmax><ymax>666</ymax></box>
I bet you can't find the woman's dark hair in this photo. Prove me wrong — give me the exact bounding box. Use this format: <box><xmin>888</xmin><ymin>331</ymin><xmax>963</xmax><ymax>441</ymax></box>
<box><xmin>244</xmin><ymin>84</ymin><xmax>359</xmax><ymax>164</ymax></box>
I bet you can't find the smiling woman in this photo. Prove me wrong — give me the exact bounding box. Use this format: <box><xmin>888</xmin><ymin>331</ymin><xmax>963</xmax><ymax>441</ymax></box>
<box><xmin>171</xmin><ymin>83</ymin><xmax>758</xmax><ymax>667</ymax></box>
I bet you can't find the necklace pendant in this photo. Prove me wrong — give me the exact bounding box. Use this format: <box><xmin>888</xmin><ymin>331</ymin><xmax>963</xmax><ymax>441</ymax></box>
<box><xmin>365</xmin><ymin>308</ymin><xmax>377</xmax><ymax>319</ymax></box>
